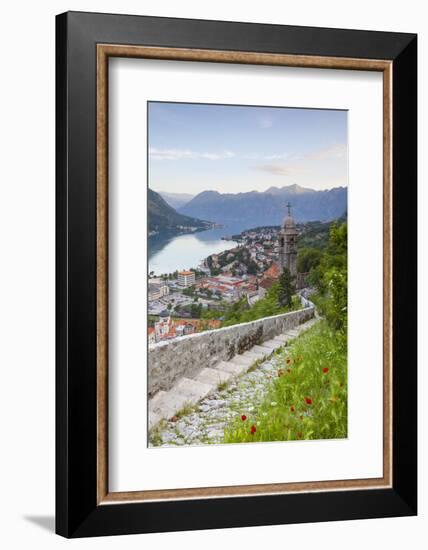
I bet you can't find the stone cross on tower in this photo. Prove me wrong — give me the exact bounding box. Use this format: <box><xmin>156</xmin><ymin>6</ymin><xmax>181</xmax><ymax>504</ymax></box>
<box><xmin>278</xmin><ymin>202</ymin><xmax>298</xmax><ymax>277</ymax></box>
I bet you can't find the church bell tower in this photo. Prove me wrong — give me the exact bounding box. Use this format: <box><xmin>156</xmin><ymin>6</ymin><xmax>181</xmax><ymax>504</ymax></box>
<box><xmin>278</xmin><ymin>202</ymin><xmax>298</xmax><ymax>277</ymax></box>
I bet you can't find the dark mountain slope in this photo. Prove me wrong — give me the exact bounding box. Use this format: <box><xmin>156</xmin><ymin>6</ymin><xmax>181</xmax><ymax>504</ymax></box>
<box><xmin>148</xmin><ymin>189</ymin><xmax>212</xmax><ymax>233</ymax></box>
<box><xmin>159</xmin><ymin>191</ymin><xmax>195</xmax><ymax>210</ymax></box>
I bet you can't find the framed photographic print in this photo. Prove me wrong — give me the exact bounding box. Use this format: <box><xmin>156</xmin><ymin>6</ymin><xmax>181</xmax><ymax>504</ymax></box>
<box><xmin>56</xmin><ymin>11</ymin><xmax>417</xmax><ymax>538</ymax></box>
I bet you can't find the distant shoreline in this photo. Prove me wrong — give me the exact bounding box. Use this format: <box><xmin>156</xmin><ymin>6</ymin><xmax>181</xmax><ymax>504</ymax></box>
<box><xmin>148</xmin><ymin>226</ymin><xmax>238</xmax><ymax>277</ymax></box>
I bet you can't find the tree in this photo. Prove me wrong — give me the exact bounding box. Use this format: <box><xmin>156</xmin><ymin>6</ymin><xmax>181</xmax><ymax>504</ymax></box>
<box><xmin>190</xmin><ymin>303</ymin><xmax>202</xmax><ymax>318</ymax></box>
<box><xmin>310</xmin><ymin>222</ymin><xmax>348</xmax><ymax>332</ymax></box>
<box><xmin>247</xmin><ymin>261</ymin><xmax>258</xmax><ymax>275</ymax></box>
<box><xmin>324</xmin><ymin>267</ymin><xmax>347</xmax><ymax>331</ymax></box>
<box><xmin>278</xmin><ymin>267</ymin><xmax>295</xmax><ymax>308</ymax></box>
<box><xmin>182</xmin><ymin>286</ymin><xmax>195</xmax><ymax>297</ymax></box>
<box><xmin>297</xmin><ymin>248</ymin><xmax>322</xmax><ymax>273</ymax></box>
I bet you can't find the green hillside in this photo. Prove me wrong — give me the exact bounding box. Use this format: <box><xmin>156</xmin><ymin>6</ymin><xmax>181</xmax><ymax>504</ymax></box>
<box><xmin>148</xmin><ymin>188</ymin><xmax>212</xmax><ymax>234</ymax></box>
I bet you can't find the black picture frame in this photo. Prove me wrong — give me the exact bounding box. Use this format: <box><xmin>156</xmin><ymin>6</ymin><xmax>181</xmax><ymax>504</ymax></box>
<box><xmin>56</xmin><ymin>11</ymin><xmax>417</xmax><ymax>538</ymax></box>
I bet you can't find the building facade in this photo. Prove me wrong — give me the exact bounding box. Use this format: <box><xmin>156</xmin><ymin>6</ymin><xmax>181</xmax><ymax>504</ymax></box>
<box><xmin>278</xmin><ymin>202</ymin><xmax>298</xmax><ymax>277</ymax></box>
<box><xmin>148</xmin><ymin>327</ymin><xmax>156</xmax><ymax>345</ymax></box>
<box><xmin>148</xmin><ymin>278</ymin><xmax>170</xmax><ymax>301</ymax></box>
<box><xmin>177</xmin><ymin>270</ymin><xmax>196</xmax><ymax>287</ymax></box>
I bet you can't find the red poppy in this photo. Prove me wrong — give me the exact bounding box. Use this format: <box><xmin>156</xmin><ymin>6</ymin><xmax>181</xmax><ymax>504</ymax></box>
<box><xmin>286</xmin><ymin>358</ymin><xmax>292</xmax><ymax>364</ymax></box>
<box><xmin>322</xmin><ymin>367</ymin><xmax>329</xmax><ymax>374</ymax></box>
<box><xmin>304</xmin><ymin>397</ymin><xmax>313</xmax><ymax>405</ymax></box>
<box><xmin>250</xmin><ymin>425</ymin><xmax>257</xmax><ymax>434</ymax></box>
<box><xmin>241</xmin><ymin>414</ymin><xmax>247</xmax><ymax>421</ymax></box>
<box><xmin>290</xmin><ymin>406</ymin><xmax>295</xmax><ymax>413</ymax></box>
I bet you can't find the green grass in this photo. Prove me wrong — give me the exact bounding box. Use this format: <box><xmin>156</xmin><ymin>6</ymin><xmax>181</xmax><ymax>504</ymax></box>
<box><xmin>174</xmin><ymin>402</ymin><xmax>195</xmax><ymax>419</ymax></box>
<box><xmin>223</xmin><ymin>321</ymin><xmax>347</xmax><ymax>444</ymax></box>
<box><xmin>148</xmin><ymin>419</ymin><xmax>167</xmax><ymax>446</ymax></box>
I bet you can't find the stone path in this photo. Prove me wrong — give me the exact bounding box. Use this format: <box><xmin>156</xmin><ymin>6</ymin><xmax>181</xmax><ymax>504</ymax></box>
<box><xmin>149</xmin><ymin>315</ymin><xmax>319</xmax><ymax>444</ymax></box>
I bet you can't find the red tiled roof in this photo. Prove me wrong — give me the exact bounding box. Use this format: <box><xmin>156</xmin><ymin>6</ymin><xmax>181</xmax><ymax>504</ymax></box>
<box><xmin>259</xmin><ymin>277</ymin><xmax>276</xmax><ymax>290</ymax></box>
<box><xmin>264</xmin><ymin>263</ymin><xmax>280</xmax><ymax>279</ymax></box>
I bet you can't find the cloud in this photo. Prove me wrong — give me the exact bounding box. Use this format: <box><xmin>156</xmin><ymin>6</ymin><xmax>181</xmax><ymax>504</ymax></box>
<box><xmin>304</xmin><ymin>143</ymin><xmax>347</xmax><ymax>161</ymax></box>
<box><xmin>263</xmin><ymin>152</ymin><xmax>290</xmax><ymax>160</ymax></box>
<box><xmin>243</xmin><ymin>153</ymin><xmax>260</xmax><ymax>160</ymax></box>
<box><xmin>243</xmin><ymin>152</ymin><xmax>289</xmax><ymax>161</ymax></box>
<box><xmin>149</xmin><ymin>148</ymin><xmax>235</xmax><ymax>161</ymax></box>
<box><xmin>253</xmin><ymin>143</ymin><xmax>346</xmax><ymax>177</ymax></box>
<box><xmin>254</xmin><ymin>164</ymin><xmax>303</xmax><ymax>176</ymax></box>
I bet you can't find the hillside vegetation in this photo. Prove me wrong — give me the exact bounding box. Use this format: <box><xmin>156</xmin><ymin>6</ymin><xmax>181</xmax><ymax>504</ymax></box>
<box><xmin>148</xmin><ymin>188</ymin><xmax>212</xmax><ymax>233</ymax></box>
<box><xmin>201</xmin><ymin>280</ymin><xmax>301</xmax><ymax>327</ymax></box>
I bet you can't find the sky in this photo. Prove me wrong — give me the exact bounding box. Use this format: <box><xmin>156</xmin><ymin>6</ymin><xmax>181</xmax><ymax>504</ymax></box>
<box><xmin>148</xmin><ymin>102</ymin><xmax>348</xmax><ymax>195</ymax></box>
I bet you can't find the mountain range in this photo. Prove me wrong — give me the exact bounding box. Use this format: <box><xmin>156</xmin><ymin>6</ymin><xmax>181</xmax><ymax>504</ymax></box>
<box><xmin>177</xmin><ymin>184</ymin><xmax>347</xmax><ymax>226</ymax></box>
<box><xmin>158</xmin><ymin>191</ymin><xmax>195</xmax><ymax>210</ymax></box>
<box><xmin>148</xmin><ymin>189</ymin><xmax>211</xmax><ymax>234</ymax></box>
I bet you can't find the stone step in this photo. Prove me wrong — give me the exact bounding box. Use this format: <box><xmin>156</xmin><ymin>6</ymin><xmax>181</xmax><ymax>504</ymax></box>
<box><xmin>150</xmin><ymin>390</ymin><xmax>167</xmax><ymax>408</ymax></box>
<box><xmin>148</xmin><ymin>411</ymin><xmax>162</xmax><ymax>430</ymax></box>
<box><xmin>284</xmin><ymin>330</ymin><xmax>299</xmax><ymax>340</ymax></box>
<box><xmin>148</xmin><ymin>378</ymin><xmax>214</xmax><ymax>428</ymax></box>
<box><xmin>152</xmin><ymin>392</ymin><xmax>189</xmax><ymax>424</ymax></box>
<box><xmin>195</xmin><ymin>367</ymin><xmax>233</xmax><ymax>387</ymax></box>
<box><xmin>149</xmin><ymin>393</ymin><xmax>179</xmax><ymax>426</ymax></box>
<box><xmin>273</xmin><ymin>334</ymin><xmax>288</xmax><ymax>343</ymax></box>
<box><xmin>241</xmin><ymin>350</ymin><xmax>265</xmax><ymax>361</ymax></box>
<box><xmin>231</xmin><ymin>354</ymin><xmax>255</xmax><ymax>366</ymax></box>
<box><xmin>272</xmin><ymin>337</ymin><xmax>287</xmax><ymax>346</ymax></box>
<box><xmin>289</xmin><ymin>319</ymin><xmax>317</xmax><ymax>337</ymax></box>
<box><xmin>252</xmin><ymin>344</ymin><xmax>274</xmax><ymax>355</ymax></box>
<box><xmin>173</xmin><ymin>377</ymin><xmax>214</xmax><ymax>402</ymax></box>
<box><xmin>216</xmin><ymin>360</ymin><xmax>249</xmax><ymax>377</ymax></box>
<box><xmin>261</xmin><ymin>339</ymin><xmax>284</xmax><ymax>351</ymax></box>
<box><xmin>148</xmin><ymin>390</ymin><xmax>168</xmax><ymax>429</ymax></box>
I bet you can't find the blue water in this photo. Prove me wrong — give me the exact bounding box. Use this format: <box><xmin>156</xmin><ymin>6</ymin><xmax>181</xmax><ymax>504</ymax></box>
<box><xmin>148</xmin><ymin>223</ymin><xmax>247</xmax><ymax>276</ymax></box>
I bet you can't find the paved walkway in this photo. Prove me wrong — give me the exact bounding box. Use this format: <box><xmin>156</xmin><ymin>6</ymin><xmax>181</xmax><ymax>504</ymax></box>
<box><xmin>149</xmin><ymin>315</ymin><xmax>319</xmax><ymax>442</ymax></box>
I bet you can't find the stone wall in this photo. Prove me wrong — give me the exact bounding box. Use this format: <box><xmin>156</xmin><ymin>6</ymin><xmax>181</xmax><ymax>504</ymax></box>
<box><xmin>148</xmin><ymin>306</ymin><xmax>314</xmax><ymax>397</ymax></box>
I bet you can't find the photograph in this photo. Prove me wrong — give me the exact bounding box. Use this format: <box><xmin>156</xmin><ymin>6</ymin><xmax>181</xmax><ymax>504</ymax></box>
<box><xmin>147</xmin><ymin>102</ymin><xmax>348</xmax><ymax>447</ymax></box>
<box><xmin>0</xmin><ymin>1</ymin><xmax>420</xmax><ymax>544</ymax></box>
